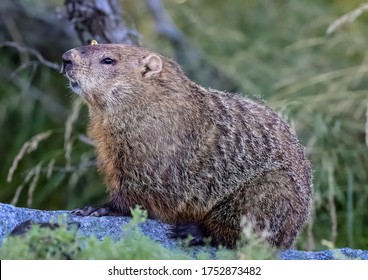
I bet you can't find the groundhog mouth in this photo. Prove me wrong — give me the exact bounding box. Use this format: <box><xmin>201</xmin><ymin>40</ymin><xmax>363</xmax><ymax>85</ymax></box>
<box><xmin>68</xmin><ymin>79</ymin><xmax>81</xmax><ymax>94</ymax></box>
<box><xmin>70</xmin><ymin>80</ymin><xmax>79</xmax><ymax>88</ymax></box>
<box><xmin>62</xmin><ymin>66</ymin><xmax>81</xmax><ymax>94</ymax></box>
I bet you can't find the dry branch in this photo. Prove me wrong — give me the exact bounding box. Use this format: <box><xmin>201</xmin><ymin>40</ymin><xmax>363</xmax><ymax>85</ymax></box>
<box><xmin>0</xmin><ymin>41</ymin><xmax>60</xmax><ymax>70</ymax></box>
<box><xmin>64</xmin><ymin>0</ymin><xmax>139</xmax><ymax>45</ymax></box>
<box><xmin>327</xmin><ymin>3</ymin><xmax>368</xmax><ymax>34</ymax></box>
<box><xmin>145</xmin><ymin>0</ymin><xmax>240</xmax><ymax>92</ymax></box>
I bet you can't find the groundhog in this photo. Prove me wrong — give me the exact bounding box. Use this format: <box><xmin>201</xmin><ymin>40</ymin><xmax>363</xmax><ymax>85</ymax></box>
<box><xmin>61</xmin><ymin>43</ymin><xmax>312</xmax><ymax>249</ymax></box>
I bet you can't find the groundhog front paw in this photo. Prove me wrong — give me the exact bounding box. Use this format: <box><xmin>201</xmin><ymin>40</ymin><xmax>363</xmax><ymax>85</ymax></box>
<box><xmin>71</xmin><ymin>203</ymin><xmax>117</xmax><ymax>217</ymax></box>
<box><xmin>170</xmin><ymin>222</ymin><xmax>213</xmax><ymax>246</ymax></box>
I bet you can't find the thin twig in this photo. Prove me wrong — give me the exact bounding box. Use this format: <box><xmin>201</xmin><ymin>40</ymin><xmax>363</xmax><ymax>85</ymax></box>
<box><xmin>78</xmin><ymin>134</ymin><xmax>96</xmax><ymax>147</ymax></box>
<box><xmin>307</xmin><ymin>206</ymin><xmax>315</xmax><ymax>251</ymax></box>
<box><xmin>64</xmin><ymin>99</ymin><xmax>83</xmax><ymax>169</ymax></box>
<box><xmin>0</xmin><ymin>66</ymin><xmax>67</xmax><ymax>119</ymax></box>
<box><xmin>11</xmin><ymin>168</ymin><xmax>35</xmax><ymax>206</ymax></box>
<box><xmin>41</xmin><ymin>160</ymin><xmax>96</xmax><ymax>174</ymax></box>
<box><xmin>0</xmin><ymin>41</ymin><xmax>60</xmax><ymax>70</ymax></box>
<box><xmin>366</xmin><ymin>103</ymin><xmax>368</xmax><ymax>146</ymax></box>
<box><xmin>327</xmin><ymin>3</ymin><xmax>368</xmax><ymax>35</ymax></box>
<box><xmin>27</xmin><ymin>164</ymin><xmax>41</xmax><ymax>207</ymax></box>
<box><xmin>327</xmin><ymin>165</ymin><xmax>337</xmax><ymax>245</ymax></box>
<box><xmin>145</xmin><ymin>0</ymin><xmax>183</xmax><ymax>43</ymax></box>
<box><xmin>7</xmin><ymin>130</ymin><xmax>53</xmax><ymax>183</ymax></box>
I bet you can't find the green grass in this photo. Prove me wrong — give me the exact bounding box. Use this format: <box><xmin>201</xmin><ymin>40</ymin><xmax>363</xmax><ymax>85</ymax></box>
<box><xmin>1</xmin><ymin>0</ymin><xmax>368</xmax><ymax>252</ymax></box>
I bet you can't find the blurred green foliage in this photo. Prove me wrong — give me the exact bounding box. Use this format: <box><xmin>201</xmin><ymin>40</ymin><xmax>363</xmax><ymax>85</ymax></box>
<box><xmin>1</xmin><ymin>0</ymin><xmax>368</xmax><ymax>251</ymax></box>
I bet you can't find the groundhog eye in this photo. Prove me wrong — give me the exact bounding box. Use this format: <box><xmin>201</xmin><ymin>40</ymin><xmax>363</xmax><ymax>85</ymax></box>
<box><xmin>100</xmin><ymin>57</ymin><xmax>115</xmax><ymax>65</ymax></box>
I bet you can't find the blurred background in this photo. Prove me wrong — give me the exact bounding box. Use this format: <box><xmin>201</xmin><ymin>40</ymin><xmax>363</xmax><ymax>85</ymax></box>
<box><xmin>0</xmin><ymin>0</ymin><xmax>367</xmax><ymax>251</ymax></box>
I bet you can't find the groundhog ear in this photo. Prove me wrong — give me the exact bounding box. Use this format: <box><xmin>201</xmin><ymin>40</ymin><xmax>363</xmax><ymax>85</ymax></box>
<box><xmin>141</xmin><ymin>54</ymin><xmax>162</xmax><ymax>78</ymax></box>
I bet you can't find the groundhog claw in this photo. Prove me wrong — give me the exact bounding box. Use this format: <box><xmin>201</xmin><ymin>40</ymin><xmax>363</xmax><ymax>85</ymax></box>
<box><xmin>71</xmin><ymin>204</ymin><xmax>115</xmax><ymax>217</ymax></box>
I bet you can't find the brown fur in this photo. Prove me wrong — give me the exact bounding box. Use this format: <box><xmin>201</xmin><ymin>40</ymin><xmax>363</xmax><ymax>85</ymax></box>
<box><xmin>62</xmin><ymin>44</ymin><xmax>312</xmax><ymax>248</ymax></box>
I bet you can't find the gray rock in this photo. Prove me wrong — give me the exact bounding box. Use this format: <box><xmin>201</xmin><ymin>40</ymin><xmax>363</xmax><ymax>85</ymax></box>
<box><xmin>1</xmin><ymin>203</ymin><xmax>367</xmax><ymax>260</ymax></box>
<box><xmin>0</xmin><ymin>202</ymin><xmax>174</xmax><ymax>245</ymax></box>
<box><xmin>280</xmin><ymin>248</ymin><xmax>368</xmax><ymax>260</ymax></box>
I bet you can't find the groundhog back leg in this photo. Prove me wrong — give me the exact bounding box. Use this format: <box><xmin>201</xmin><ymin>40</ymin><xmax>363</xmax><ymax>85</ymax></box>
<box><xmin>203</xmin><ymin>170</ymin><xmax>309</xmax><ymax>249</ymax></box>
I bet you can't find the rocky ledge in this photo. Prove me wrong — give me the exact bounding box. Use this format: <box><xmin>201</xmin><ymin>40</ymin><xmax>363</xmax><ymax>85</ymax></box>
<box><xmin>0</xmin><ymin>203</ymin><xmax>367</xmax><ymax>260</ymax></box>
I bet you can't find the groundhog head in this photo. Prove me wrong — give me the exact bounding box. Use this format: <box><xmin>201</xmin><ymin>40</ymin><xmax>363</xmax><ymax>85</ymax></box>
<box><xmin>61</xmin><ymin>44</ymin><xmax>165</xmax><ymax>108</ymax></box>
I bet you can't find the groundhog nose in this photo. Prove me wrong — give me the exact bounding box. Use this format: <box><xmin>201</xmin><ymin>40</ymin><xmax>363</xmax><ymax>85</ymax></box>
<box><xmin>61</xmin><ymin>51</ymin><xmax>73</xmax><ymax>74</ymax></box>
